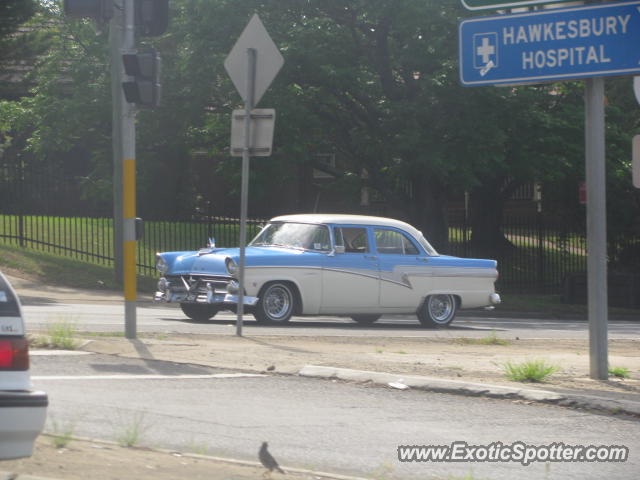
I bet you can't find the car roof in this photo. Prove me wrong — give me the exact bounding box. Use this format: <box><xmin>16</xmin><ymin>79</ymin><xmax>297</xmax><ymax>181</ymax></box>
<box><xmin>269</xmin><ymin>214</ymin><xmax>423</xmax><ymax>237</ymax></box>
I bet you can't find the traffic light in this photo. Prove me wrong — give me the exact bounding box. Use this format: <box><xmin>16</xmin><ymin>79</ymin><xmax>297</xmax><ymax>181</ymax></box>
<box><xmin>134</xmin><ymin>0</ymin><xmax>169</xmax><ymax>36</ymax></box>
<box><xmin>64</xmin><ymin>0</ymin><xmax>113</xmax><ymax>22</ymax></box>
<box><xmin>121</xmin><ymin>50</ymin><xmax>161</xmax><ymax>108</ymax></box>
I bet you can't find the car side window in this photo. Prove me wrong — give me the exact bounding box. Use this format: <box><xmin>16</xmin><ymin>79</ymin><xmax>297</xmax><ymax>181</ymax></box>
<box><xmin>334</xmin><ymin>227</ymin><xmax>369</xmax><ymax>253</ymax></box>
<box><xmin>374</xmin><ymin>229</ymin><xmax>419</xmax><ymax>255</ymax></box>
<box><xmin>307</xmin><ymin>226</ymin><xmax>331</xmax><ymax>251</ymax></box>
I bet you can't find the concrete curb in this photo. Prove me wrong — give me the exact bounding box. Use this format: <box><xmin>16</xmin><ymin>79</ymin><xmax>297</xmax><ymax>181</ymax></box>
<box><xmin>0</xmin><ymin>472</ymin><xmax>54</xmax><ymax>480</ymax></box>
<box><xmin>299</xmin><ymin>365</ymin><xmax>640</xmax><ymax>416</ymax></box>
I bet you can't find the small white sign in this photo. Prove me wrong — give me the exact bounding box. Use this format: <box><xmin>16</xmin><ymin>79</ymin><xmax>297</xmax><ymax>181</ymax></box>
<box><xmin>230</xmin><ymin>109</ymin><xmax>276</xmax><ymax>157</ymax></box>
<box><xmin>634</xmin><ymin>76</ymin><xmax>640</xmax><ymax>106</ymax></box>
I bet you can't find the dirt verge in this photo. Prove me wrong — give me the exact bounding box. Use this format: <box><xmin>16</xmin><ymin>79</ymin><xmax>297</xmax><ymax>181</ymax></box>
<box><xmin>80</xmin><ymin>334</ymin><xmax>640</xmax><ymax>396</ymax></box>
<box><xmin>1</xmin><ymin>435</ymin><xmax>337</xmax><ymax>480</ymax></box>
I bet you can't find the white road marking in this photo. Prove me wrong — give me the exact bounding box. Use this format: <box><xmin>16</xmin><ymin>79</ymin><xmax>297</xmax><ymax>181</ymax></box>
<box><xmin>30</xmin><ymin>350</ymin><xmax>94</xmax><ymax>356</ymax></box>
<box><xmin>32</xmin><ymin>373</ymin><xmax>266</xmax><ymax>381</ymax></box>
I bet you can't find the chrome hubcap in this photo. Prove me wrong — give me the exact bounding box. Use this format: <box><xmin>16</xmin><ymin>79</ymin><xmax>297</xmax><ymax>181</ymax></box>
<box><xmin>428</xmin><ymin>295</ymin><xmax>454</xmax><ymax>323</ymax></box>
<box><xmin>264</xmin><ymin>285</ymin><xmax>291</xmax><ymax>320</ymax></box>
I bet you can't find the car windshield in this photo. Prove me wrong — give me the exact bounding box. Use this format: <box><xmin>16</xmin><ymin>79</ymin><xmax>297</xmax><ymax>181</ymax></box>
<box><xmin>417</xmin><ymin>232</ymin><xmax>439</xmax><ymax>256</ymax></box>
<box><xmin>250</xmin><ymin>222</ymin><xmax>331</xmax><ymax>252</ymax></box>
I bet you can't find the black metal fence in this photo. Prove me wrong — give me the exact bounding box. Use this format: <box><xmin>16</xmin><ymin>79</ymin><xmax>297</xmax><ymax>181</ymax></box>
<box><xmin>445</xmin><ymin>211</ymin><xmax>640</xmax><ymax>300</ymax></box>
<box><xmin>446</xmin><ymin>211</ymin><xmax>590</xmax><ymax>294</ymax></box>
<box><xmin>2</xmin><ymin>161</ymin><xmax>639</xmax><ymax>296</ymax></box>
<box><xmin>3</xmin><ymin>210</ymin><xmax>640</xmax><ymax>295</ymax></box>
<box><xmin>0</xmin><ymin>214</ymin><xmax>266</xmax><ymax>277</ymax></box>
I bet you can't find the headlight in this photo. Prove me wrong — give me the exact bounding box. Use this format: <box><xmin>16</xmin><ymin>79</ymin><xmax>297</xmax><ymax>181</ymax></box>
<box><xmin>156</xmin><ymin>254</ymin><xmax>168</xmax><ymax>274</ymax></box>
<box><xmin>226</xmin><ymin>257</ymin><xmax>238</xmax><ymax>275</ymax></box>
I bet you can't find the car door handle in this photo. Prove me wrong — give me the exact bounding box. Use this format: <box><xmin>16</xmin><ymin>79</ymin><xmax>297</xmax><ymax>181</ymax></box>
<box><xmin>419</xmin><ymin>257</ymin><xmax>429</xmax><ymax>262</ymax></box>
<box><xmin>364</xmin><ymin>255</ymin><xmax>378</xmax><ymax>260</ymax></box>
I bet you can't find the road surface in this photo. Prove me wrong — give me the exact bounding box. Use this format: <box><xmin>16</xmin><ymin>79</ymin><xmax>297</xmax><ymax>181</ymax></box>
<box><xmin>22</xmin><ymin>302</ymin><xmax>640</xmax><ymax>339</ymax></box>
<box><xmin>32</xmin><ymin>353</ymin><xmax>639</xmax><ymax>480</ymax></box>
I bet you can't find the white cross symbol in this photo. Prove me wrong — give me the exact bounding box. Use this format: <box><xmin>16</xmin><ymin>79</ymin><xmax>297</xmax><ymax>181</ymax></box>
<box><xmin>477</xmin><ymin>37</ymin><xmax>495</xmax><ymax>64</ymax></box>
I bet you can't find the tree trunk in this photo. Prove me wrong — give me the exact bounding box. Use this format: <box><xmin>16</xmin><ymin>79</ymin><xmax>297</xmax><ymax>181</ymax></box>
<box><xmin>408</xmin><ymin>175</ymin><xmax>449</xmax><ymax>252</ymax></box>
<box><xmin>469</xmin><ymin>183</ymin><xmax>514</xmax><ymax>257</ymax></box>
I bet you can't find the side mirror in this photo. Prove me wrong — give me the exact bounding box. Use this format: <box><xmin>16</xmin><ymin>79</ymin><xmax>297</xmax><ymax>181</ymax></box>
<box><xmin>334</xmin><ymin>245</ymin><xmax>345</xmax><ymax>254</ymax></box>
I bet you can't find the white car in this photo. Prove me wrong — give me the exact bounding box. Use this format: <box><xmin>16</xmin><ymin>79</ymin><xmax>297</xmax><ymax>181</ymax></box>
<box><xmin>155</xmin><ymin>214</ymin><xmax>501</xmax><ymax>327</ymax></box>
<box><xmin>0</xmin><ymin>272</ymin><xmax>48</xmax><ymax>460</ymax></box>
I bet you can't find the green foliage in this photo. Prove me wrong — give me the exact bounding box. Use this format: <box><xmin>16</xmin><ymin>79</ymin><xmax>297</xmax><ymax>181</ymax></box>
<box><xmin>47</xmin><ymin>320</ymin><xmax>79</xmax><ymax>350</ymax></box>
<box><xmin>187</xmin><ymin>440</ymin><xmax>210</xmax><ymax>456</ymax></box>
<box><xmin>0</xmin><ymin>1</ymin><xmax>35</xmax><ymax>32</ymax></box>
<box><xmin>115</xmin><ymin>411</ymin><xmax>147</xmax><ymax>448</ymax></box>
<box><xmin>1</xmin><ymin>0</ymin><xmax>638</xmax><ymax>248</ymax></box>
<box><xmin>608</xmin><ymin>366</ymin><xmax>631</xmax><ymax>379</ymax></box>
<box><xmin>456</xmin><ymin>331</ymin><xmax>510</xmax><ymax>346</ymax></box>
<box><xmin>48</xmin><ymin>416</ymin><xmax>76</xmax><ymax>449</ymax></box>
<box><xmin>29</xmin><ymin>318</ymin><xmax>79</xmax><ymax>350</ymax></box>
<box><xmin>502</xmin><ymin>359</ymin><xmax>559</xmax><ymax>383</ymax></box>
<box><xmin>0</xmin><ymin>0</ymin><xmax>39</xmax><ymax>65</ymax></box>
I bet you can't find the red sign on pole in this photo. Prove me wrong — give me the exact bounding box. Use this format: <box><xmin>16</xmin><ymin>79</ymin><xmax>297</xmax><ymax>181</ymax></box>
<box><xmin>579</xmin><ymin>181</ymin><xmax>587</xmax><ymax>205</ymax></box>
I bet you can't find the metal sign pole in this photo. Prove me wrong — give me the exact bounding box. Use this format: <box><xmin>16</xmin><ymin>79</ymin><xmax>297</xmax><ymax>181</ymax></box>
<box><xmin>111</xmin><ymin>0</ymin><xmax>137</xmax><ymax>339</ymax></box>
<box><xmin>585</xmin><ymin>77</ymin><xmax>608</xmax><ymax>380</ymax></box>
<box><xmin>236</xmin><ymin>48</ymin><xmax>257</xmax><ymax>337</ymax></box>
<box><xmin>122</xmin><ymin>0</ymin><xmax>137</xmax><ymax>339</ymax></box>
<box><xmin>110</xmin><ymin>2</ymin><xmax>124</xmax><ymax>287</ymax></box>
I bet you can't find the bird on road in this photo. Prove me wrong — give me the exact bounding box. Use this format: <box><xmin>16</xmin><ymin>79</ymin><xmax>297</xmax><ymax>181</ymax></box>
<box><xmin>259</xmin><ymin>441</ymin><xmax>285</xmax><ymax>476</ymax></box>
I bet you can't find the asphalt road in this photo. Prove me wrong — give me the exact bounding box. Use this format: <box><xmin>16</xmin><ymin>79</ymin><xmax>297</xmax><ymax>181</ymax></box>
<box><xmin>32</xmin><ymin>353</ymin><xmax>639</xmax><ymax>480</ymax></box>
<box><xmin>22</xmin><ymin>302</ymin><xmax>640</xmax><ymax>339</ymax></box>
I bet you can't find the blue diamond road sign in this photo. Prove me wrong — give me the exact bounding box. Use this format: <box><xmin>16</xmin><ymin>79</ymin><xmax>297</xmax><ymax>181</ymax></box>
<box><xmin>459</xmin><ymin>0</ymin><xmax>640</xmax><ymax>86</ymax></box>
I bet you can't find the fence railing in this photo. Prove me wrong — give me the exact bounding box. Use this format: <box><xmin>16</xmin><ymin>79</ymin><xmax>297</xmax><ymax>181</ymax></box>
<box><xmin>3</xmin><ymin>160</ymin><xmax>639</xmax><ymax>297</ymax></box>
<box><xmin>446</xmin><ymin>212</ymin><xmax>595</xmax><ymax>294</ymax></box>
<box><xmin>1</xmin><ymin>212</ymin><xmax>639</xmax><ymax>295</ymax></box>
<box><xmin>0</xmin><ymin>214</ymin><xmax>266</xmax><ymax>277</ymax></box>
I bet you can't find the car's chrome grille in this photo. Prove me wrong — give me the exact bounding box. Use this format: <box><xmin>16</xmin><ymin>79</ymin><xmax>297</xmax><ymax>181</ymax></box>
<box><xmin>165</xmin><ymin>274</ymin><xmax>232</xmax><ymax>294</ymax></box>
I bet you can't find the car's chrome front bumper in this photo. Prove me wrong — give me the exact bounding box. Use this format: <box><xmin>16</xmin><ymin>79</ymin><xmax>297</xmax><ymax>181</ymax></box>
<box><xmin>153</xmin><ymin>276</ymin><xmax>258</xmax><ymax>306</ymax></box>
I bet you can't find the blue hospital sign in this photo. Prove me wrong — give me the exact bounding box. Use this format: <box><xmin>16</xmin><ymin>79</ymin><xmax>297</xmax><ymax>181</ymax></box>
<box><xmin>459</xmin><ymin>0</ymin><xmax>640</xmax><ymax>86</ymax></box>
<box><xmin>474</xmin><ymin>33</ymin><xmax>498</xmax><ymax>71</ymax></box>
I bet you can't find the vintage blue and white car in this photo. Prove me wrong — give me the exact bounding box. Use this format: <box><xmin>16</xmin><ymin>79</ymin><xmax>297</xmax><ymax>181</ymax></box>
<box><xmin>154</xmin><ymin>214</ymin><xmax>500</xmax><ymax>327</ymax></box>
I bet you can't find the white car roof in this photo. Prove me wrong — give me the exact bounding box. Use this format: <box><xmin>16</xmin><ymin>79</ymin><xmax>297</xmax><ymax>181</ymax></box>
<box><xmin>270</xmin><ymin>214</ymin><xmax>424</xmax><ymax>238</ymax></box>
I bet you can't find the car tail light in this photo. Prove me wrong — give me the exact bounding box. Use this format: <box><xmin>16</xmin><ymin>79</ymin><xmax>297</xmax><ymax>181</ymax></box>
<box><xmin>0</xmin><ymin>337</ymin><xmax>29</xmax><ymax>370</ymax></box>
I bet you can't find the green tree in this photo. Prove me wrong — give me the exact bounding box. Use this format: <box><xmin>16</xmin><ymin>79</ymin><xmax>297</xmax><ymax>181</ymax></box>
<box><xmin>2</xmin><ymin>0</ymin><xmax>638</xmax><ymax>256</ymax></box>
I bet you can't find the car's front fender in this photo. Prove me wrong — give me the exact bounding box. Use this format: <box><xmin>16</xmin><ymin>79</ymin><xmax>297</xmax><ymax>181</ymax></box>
<box><xmin>244</xmin><ymin>265</ymin><xmax>323</xmax><ymax>314</ymax></box>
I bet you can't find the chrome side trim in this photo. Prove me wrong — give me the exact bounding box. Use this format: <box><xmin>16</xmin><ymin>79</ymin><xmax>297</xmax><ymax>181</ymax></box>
<box><xmin>430</xmin><ymin>267</ymin><xmax>498</xmax><ymax>278</ymax></box>
<box><xmin>322</xmin><ymin>267</ymin><xmax>380</xmax><ymax>281</ymax></box>
<box><xmin>379</xmin><ymin>275</ymin><xmax>413</xmax><ymax>289</ymax></box>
